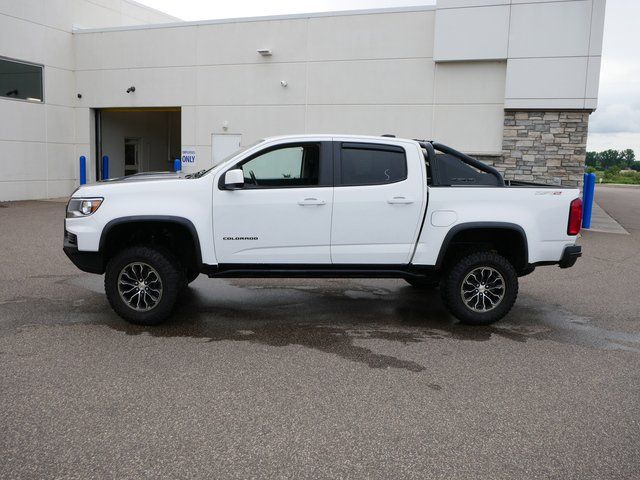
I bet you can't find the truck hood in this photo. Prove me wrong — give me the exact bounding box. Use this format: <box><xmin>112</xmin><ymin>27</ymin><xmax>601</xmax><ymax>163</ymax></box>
<box><xmin>70</xmin><ymin>171</ymin><xmax>194</xmax><ymax>198</ymax></box>
<box><xmin>100</xmin><ymin>171</ymin><xmax>181</xmax><ymax>184</ymax></box>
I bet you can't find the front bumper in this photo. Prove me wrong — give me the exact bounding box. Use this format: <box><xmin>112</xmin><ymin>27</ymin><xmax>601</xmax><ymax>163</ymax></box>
<box><xmin>63</xmin><ymin>233</ymin><xmax>104</xmax><ymax>274</ymax></box>
<box><xmin>558</xmin><ymin>245</ymin><xmax>582</xmax><ymax>269</ymax></box>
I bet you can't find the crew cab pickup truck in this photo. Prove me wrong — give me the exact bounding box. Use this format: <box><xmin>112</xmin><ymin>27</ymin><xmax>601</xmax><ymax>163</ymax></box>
<box><xmin>64</xmin><ymin>135</ymin><xmax>582</xmax><ymax>326</ymax></box>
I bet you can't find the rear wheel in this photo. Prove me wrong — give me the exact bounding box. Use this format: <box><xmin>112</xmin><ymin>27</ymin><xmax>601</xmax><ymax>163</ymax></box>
<box><xmin>440</xmin><ymin>251</ymin><xmax>518</xmax><ymax>325</ymax></box>
<box><xmin>105</xmin><ymin>245</ymin><xmax>183</xmax><ymax>325</ymax></box>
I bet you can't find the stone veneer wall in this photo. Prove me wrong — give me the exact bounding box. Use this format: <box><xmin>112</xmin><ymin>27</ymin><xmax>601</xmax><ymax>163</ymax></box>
<box><xmin>476</xmin><ymin>110</ymin><xmax>590</xmax><ymax>187</ymax></box>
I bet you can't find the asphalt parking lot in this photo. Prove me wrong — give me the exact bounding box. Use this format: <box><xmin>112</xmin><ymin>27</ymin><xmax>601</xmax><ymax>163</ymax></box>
<box><xmin>1</xmin><ymin>185</ymin><xmax>639</xmax><ymax>479</ymax></box>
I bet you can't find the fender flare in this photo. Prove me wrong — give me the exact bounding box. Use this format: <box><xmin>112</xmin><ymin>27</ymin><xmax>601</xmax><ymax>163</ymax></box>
<box><xmin>99</xmin><ymin>215</ymin><xmax>203</xmax><ymax>268</ymax></box>
<box><xmin>435</xmin><ymin>222</ymin><xmax>528</xmax><ymax>268</ymax></box>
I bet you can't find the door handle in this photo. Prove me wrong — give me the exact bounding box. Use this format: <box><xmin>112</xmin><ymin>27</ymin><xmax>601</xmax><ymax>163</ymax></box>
<box><xmin>298</xmin><ymin>198</ymin><xmax>326</xmax><ymax>206</ymax></box>
<box><xmin>387</xmin><ymin>196</ymin><xmax>414</xmax><ymax>205</ymax></box>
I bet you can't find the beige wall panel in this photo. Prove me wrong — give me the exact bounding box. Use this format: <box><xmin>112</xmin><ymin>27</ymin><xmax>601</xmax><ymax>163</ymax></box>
<box><xmin>0</xmin><ymin>140</ymin><xmax>47</xmax><ymax>181</ymax></box>
<box><xmin>47</xmin><ymin>179</ymin><xmax>77</xmax><ymax>198</ymax></box>
<box><xmin>181</xmin><ymin>106</ymin><xmax>196</xmax><ymax>146</ymax></box>
<box><xmin>306</xmin><ymin>105</ymin><xmax>433</xmax><ymax>139</ymax></box>
<box><xmin>506</xmin><ymin>57</ymin><xmax>588</xmax><ymax>100</ymax></box>
<box><xmin>195</xmin><ymin>105</ymin><xmax>306</xmax><ymax>147</ymax></box>
<box><xmin>47</xmin><ymin>142</ymin><xmax>76</xmax><ymax>180</ymax></box>
<box><xmin>508</xmin><ymin>1</ymin><xmax>592</xmax><ymax>58</ymax></box>
<box><xmin>45</xmin><ymin>67</ymin><xmax>76</xmax><ymax>106</ymax></box>
<box><xmin>74</xmin><ymin>108</ymin><xmax>91</xmax><ymax>144</ymax></box>
<box><xmin>433</xmin><ymin>105</ymin><xmax>504</xmax><ymax>153</ymax></box>
<box><xmin>46</xmin><ymin>105</ymin><xmax>75</xmax><ymax>144</ymax></box>
<box><xmin>97</xmin><ymin>27</ymin><xmax>197</xmax><ymax>69</ymax></box>
<box><xmin>307</xmin><ymin>59</ymin><xmax>434</xmax><ymax>105</ymax></box>
<box><xmin>197</xmin><ymin>63</ymin><xmax>306</xmax><ymax>106</ymax></box>
<box><xmin>0</xmin><ymin>14</ymin><xmax>46</xmax><ymax>65</ymax></box>
<box><xmin>0</xmin><ymin>180</ymin><xmax>48</xmax><ymax>201</ymax></box>
<box><xmin>504</xmin><ymin>98</ymin><xmax>587</xmax><ymax>109</ymax></box>
<box><xmin>0</xmin><ymin>99</ymin><xmax>46</xmax><ymax>142</ymax></box>
<box><xmin>434</xmin><ymin>61</ymin><xmax>506</xmax><ymax>104</ymax></box>
<box><xmin>434</xmin><ymin>6</ymin><xmax>509</xmax><ymax>61</ymax></box>
<box><xmin>307</xmin><ymin>11</ymin><xmax>434</xmax><ymax>61</ymax></box>
<box><xmin>196</xmin><ymin>19</ymin><xmax>308</xmax><ymax>65</ymax></box>
<box><xmin>585</xmin><ymin>56</ymin><xmax>602</xmax><ymax>101</ymax></box>
<box><xmin>589</xmin><ymin>0</ymin><xmax>607</xmax><ymax>56</ymax></box>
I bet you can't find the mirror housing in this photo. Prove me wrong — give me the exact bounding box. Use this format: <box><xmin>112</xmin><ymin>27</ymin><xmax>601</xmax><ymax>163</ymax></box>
<box><xmin>224</xmin><ymin>169</ymin><xmax>245</xmax><ymax>189</ymax></box>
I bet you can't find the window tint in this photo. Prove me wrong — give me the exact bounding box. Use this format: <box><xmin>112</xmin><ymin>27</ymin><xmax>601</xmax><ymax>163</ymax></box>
<box><xmin>340</xmin><ymin>145</ymin><xmax>407</xmax><ymax>186</ymax></box>
<box><xmin>240</xmin><ymin>144</ymin><xmax>320</xmax><ymax>188</ymax></box>
<box><xmin>0</xmin><ymin>58</ymin><xmax>43</xmax><ymax>102</ymax></box>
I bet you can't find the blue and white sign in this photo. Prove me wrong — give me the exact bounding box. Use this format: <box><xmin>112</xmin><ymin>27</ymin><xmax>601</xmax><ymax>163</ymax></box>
<box><xmin>181</xmin><ymin>149</ymin><xmax>196</xmax><ymax>165</ymax></box>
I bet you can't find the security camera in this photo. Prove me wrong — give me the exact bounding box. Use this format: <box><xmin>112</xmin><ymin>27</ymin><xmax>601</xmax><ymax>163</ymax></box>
<box><xmin>280</xmin><ymin>80</ymin><xmax>288</xmax><ymax>87</ymax></box>
<box><xmin>126</xmin><ymin>86</ymin><xmax>136</xmax><ymax>93</ymax></box>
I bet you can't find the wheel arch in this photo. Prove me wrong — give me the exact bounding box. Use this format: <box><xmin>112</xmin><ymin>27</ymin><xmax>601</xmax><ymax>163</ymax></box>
<box><xmin>99</xmin><ymin>216</ymin><xmax>203</xmax><ymax>272</ymax></box>
<box><xmin>435</xmin><ymin>222</ymin><xmax>529</xmax><ymax>272</ymax></box>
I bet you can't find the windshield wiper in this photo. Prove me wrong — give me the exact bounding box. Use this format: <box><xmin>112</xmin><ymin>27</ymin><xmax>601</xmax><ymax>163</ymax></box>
<box><xmin>185</xmin><ymin>169</ymin><xmax>207</xmax><ymax>179</ymax></box>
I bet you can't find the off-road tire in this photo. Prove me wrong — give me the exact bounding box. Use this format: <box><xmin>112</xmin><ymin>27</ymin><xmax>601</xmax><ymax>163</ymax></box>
<box><xmin>105</xmin><ymin>245</ymin><xmax>183</xmax><ymax>326</ymax></box>
<box><xmin>440</xmin><ymin>251</ymin><xmax>518</xmax><ymax>325</ymax></box>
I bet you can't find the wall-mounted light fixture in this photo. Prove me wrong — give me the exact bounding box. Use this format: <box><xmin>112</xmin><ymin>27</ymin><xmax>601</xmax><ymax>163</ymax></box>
<box><xmin>126</xmin><ymin>86</ymin><xmax>136</xmax><ymax>93</ymax></box>
<box><xmin>257</xmin><ymin>48</ymin><xmax>272</xmax><ymax>56</ymax></box>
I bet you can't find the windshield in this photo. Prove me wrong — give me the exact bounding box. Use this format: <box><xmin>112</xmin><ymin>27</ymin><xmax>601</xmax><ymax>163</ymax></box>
<box><xmin>186</xmin><ymin>139</ymin><xmax>265</xmax><ymax>178</ymax></box>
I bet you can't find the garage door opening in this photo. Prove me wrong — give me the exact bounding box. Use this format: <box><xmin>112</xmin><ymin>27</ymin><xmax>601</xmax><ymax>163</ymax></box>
<box><xmin>96</xmin><ymin>107</ymin><xmax>180</xmax><ymax>179</ymax></box>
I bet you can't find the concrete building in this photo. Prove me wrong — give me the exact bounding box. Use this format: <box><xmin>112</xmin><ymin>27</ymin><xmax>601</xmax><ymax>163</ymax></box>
<box><xmin>0</xmin><ymin>0</ymin><xmax>606</xmax><ymax>201</ymax></box>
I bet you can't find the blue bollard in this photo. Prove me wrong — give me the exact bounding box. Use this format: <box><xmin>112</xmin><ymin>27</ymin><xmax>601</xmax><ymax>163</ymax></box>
<box><xmin>582</xmin><ymin>172</ymin><xmax>596</xmax><ymax>229</ymax></box>
<box><xmin>102</xmin><ymin>155</ymin><xmax>109</xmax><ymax>180</ymax></box>
<box><xmin>79</xmin><ymin>156</ymin><xmax>86</xmax><ymax>185</ymax></box>
<box><xmin>173</xmin><ymin>158</ymin><xmax>181</xmax><ymax>172</ymax></box>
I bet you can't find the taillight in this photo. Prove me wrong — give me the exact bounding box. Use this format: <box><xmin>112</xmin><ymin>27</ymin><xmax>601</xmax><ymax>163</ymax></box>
<box><xmin>567</xmin><ymin>197</ymin><xmax>583</xmax><ymax>235</ymax></box>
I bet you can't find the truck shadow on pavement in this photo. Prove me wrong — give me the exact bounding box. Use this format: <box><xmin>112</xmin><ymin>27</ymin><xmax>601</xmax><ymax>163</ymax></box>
<box><xmin>97</xmin><ymin>278</ymin><xmax>640</xmax><ymax>373</ymax></box>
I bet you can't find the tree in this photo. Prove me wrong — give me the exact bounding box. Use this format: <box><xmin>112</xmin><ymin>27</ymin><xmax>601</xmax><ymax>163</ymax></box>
<box><xmin>585</xmin><ymin>149</ymin><xmax>638</xmax><ymax>171</ymax></box>
<box><xmin>599</xmin><ymin>149</ymin><xmax>621</xmax><ymax>169</ymax></box>
<box><xmin>621</xmin><ymin>149</ymin><xmax>636</xmax><ymax>168</ymax></box>
<box><xmin>585</xmin><ymin>151</ymin><xmax>598</xmax><ymax>168</ymax></box>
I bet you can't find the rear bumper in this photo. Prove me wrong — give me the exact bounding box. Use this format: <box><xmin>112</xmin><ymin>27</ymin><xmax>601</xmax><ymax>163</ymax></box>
<box><xmin>558</xmin><ymin>245</ymin><xmax>582</xmax><ymax>269</ymax></box>
<box><xmin>63</xmin><ymin>234</ymin><xmax>104</xmax><ymax>274</ymax></box>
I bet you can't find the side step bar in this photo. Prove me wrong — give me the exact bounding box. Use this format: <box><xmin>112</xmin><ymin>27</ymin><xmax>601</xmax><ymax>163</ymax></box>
<box><xmin>202</xmin><ymin>264</ymin><xmax>437</xmax><ymax>279</ymax></box>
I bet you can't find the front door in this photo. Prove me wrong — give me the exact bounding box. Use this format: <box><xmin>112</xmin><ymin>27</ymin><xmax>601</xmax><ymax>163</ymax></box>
<box><xmin>213</xmin><ymin>141</ymin><xmax>333</xmax><ymax>264</ymax></box>
<box><xmin>330</xmin><ymin>140</ymin><xmax>426</xmax><ymax>264</ymax></box>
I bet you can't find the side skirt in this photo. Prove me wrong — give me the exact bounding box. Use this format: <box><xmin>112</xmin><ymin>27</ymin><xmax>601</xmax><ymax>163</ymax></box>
<box><xmin>201</xmin><ymin>263</ymin><xmax>438</xmax><ymax>279</ymax></box>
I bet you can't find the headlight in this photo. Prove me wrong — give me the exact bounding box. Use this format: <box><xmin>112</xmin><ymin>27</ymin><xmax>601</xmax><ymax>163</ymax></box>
<box><xmin>66</xmin><ymin>198</ymin><xmax>103</xmax><ymax>218</ymax></box>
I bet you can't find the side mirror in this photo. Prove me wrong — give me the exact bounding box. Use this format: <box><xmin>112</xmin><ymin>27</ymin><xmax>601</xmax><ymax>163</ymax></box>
<box><xmin>224</xmin><ymin>169</ymin><xmax>244</xmax><ymax>189</ymax></box>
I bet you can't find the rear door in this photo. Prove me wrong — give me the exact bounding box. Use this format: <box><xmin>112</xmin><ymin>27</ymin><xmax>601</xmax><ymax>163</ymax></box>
<box><xmin>213</xmin><ymin>141</ymin><xmax>333</xmax><ymax>264</ymax></box>
<box><xmin>330</xmin><ymin>140</ymin><xmax>425</xmax><ymax>264</ymax></box>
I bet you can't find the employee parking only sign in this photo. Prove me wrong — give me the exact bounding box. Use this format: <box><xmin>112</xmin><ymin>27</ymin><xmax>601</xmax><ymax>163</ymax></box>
<box><xmin>181</xmin><ymin>148</ymin><xmax>196</xmax><ymax>167</ymax></box>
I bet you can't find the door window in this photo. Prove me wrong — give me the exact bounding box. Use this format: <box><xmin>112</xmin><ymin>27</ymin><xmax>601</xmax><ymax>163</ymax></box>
<box><xmin>339</xmin><ymin>144</ymin><xmax>407</xmax><ymax>186</ymax></box>
<box><xmin>239</xmin><ymin>144</ymin><xmax>321</xmax><ymax>188</ymax></box>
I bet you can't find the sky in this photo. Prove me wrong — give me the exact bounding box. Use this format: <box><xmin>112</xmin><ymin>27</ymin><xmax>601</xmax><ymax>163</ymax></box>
<box><xmin>137</xmin><ymin>0</ymin><xmax>640</xmax><ymax>154</ymax></box>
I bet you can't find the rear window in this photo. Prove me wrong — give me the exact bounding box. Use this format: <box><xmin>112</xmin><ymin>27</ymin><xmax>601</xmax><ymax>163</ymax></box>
<box><xmin>340</xmin><ymin>144</ymin><xmax>407</xmax><ymax>186</ymax></box>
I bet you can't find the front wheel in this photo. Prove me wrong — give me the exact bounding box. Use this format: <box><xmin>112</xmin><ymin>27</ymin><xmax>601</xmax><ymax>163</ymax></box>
<box><xmin>440</xmin><ymin>251</ymin><xmax>518</xmax><ymax>325</ymax></box>
<box><xmin>105</xmin><ymin>246</ymin><xmax>183</xmax><ymax>325</ymax></box>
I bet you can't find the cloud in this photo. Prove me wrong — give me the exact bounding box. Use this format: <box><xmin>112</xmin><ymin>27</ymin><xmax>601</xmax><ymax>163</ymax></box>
<box><xmin>587</xmin><ymin>132</ymin><xmax>640</xmax><ymax>154</ymax></box>
<box><xmin>589</xmin><ymin>102</ymin><xmax>640</xmax><ymax>134</ymax></box>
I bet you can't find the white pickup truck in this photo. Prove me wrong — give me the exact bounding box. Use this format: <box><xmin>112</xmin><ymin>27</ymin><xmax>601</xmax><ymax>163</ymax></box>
<box><xmin>64</xmin><ymin>135</ymin><xmax>583</xmax><ymax>326</ymax></box>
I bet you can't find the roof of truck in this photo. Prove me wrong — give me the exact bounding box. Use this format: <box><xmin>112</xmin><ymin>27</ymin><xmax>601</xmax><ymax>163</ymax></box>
<box><xmin>262</xmin><ymin>134</ymin><xmax>417</xmax><ymax>143</ymax></box>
